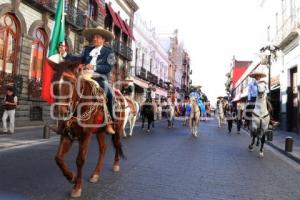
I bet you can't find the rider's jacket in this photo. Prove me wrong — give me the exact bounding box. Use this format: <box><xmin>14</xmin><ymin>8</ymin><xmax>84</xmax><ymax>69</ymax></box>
<box><xmin>65</xmin><ymin>45</ymin><xmax>115</xmax><ymax>80</ymax></box>
<box><xmin>248</xmin><ymin>80</ymin><xmax>258</xmax><ymax>101</ymax></box>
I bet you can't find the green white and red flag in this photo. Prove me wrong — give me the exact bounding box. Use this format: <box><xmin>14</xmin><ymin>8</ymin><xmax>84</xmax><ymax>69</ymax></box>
<box><xmin>41</xmin><ymin>0</ymin><xmax>65</xmax><ymax>104</ymax></box>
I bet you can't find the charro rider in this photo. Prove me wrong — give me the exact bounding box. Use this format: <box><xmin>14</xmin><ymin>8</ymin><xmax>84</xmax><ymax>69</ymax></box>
<box><xmin>246</xmin><ymin>71</ymin><xmax>278</xmax><ymax>127</ymax></box>
<box><xmin>66</xmin><ymin>26</ymin><xmax>116</xmax><ymax>134</ymax></box>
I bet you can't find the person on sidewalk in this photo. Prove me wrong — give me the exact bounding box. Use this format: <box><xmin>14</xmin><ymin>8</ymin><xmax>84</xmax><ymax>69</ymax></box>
<box><xmin>2</xmin><ymin>86</ymin><xmax>17</xmax><ymax>134</ymax></box>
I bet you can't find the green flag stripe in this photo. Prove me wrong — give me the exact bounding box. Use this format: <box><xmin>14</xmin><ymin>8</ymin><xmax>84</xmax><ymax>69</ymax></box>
<box><xmin>48</xmin><ymin>0</ymin><xmax>65</xmax><ymax>57</ymax></box>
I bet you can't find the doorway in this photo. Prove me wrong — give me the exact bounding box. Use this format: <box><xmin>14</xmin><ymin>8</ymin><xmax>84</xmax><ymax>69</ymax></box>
<box><xmin>287</xmin><ymin>67</ymin><xmax>299</xmax><ymax>132</ymax></box>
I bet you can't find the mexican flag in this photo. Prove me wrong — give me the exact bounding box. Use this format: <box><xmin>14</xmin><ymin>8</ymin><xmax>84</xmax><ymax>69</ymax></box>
<box><xmin>41</xmin><ymin>0</ymin><xmax>65</xmax><ymax>104</ymax></box>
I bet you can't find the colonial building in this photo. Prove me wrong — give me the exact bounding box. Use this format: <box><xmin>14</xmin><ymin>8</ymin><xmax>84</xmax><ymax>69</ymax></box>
<box><xmin>260</xmin><ymin>0</ymin><xmax>299</xmax><ymax>133</ymax></box>
<box><xmin>130</xmin><ymin>13</ymin><xmax>169</xmax><ymax>103</ymax></box>
<box><xmin>0</xmin><ymin>0</ymin><xmax>137</xmax><ymax>127</ymax></box>
<box><xmin>159</xmin><ymin>29</ymin><xmax>191</xmax><ymax>101</ymax></box>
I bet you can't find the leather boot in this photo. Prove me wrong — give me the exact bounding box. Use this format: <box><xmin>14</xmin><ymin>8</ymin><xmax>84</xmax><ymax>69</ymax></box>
<box><xmin>105</xmin><ymin>120</ymin><xmax>115</xmax><ymax>135</ymax></box>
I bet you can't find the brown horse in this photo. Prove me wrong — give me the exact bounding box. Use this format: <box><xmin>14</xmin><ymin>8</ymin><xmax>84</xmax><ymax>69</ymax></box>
<box><xmin>48</xmin><ymin>59</ymin><xmax>126</xmax><ymax>198</ymax></box>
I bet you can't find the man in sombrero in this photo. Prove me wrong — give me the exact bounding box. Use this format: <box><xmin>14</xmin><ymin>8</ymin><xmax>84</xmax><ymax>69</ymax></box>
<box><xmin>246</xmin><ymin>71</ymin><xmax>278</xmax><ymax>126</ymax></box>
<box><xmin>66</xmin><ymin>26</ymin><xmax>116</xmax><ymax>134</ymax></box>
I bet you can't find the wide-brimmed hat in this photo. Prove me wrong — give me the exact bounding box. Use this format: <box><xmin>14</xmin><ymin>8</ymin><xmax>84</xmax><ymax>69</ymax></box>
<box><xmin>124</xmin><ymin>76</ymin><xmax>134</xmax><ymax>82</ymax></box>
<box><xmin>83</xmin><ymin>26</ymin><xmax>115</xmax><ymax>42</ymax></box>
<box><xmin>249</xmin><ymin>72</ymin><xmax>266</xmax><ymax>78</ymax></box>
<box><xmin>217</xmin><ymin>96</ymin><xmax>224</xmax><ymax>99</ymax></box>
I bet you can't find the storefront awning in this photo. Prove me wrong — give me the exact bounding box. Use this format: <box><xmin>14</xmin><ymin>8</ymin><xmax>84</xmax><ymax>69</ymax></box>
<box><xmin>123</xmin><ymin>20</ymin><xmax>135</xmax><ymax>40</ymax></box>
<box><xmin>133</xmin><ymin>77</ymin><xmax>148</xmax><ymax>89</ymax></box>
<box><xmin>95</xmin><ymin>0</ymin><xmax>106</xmax><ymax>17</ymax></box>
<box><xmin>115</xmin><ymin>13</ymin><xmax>129</xmax><ymax>36</ymax></box>
<box><xmin>106</xmin><ymin>4</ymin><xmax>121</xmax><ymax>28</ymax></box>
<box><xmin>155</xmin><ymin>87</ymin><xmax>167</xmax><ymax>97</ymax></box>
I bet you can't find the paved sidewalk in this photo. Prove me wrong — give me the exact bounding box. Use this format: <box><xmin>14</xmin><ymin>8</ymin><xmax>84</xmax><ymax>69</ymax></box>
<box><xmin>232</xmin><ymin>121</ymin><xmax>300</xmax><ymax>164</ymax></box>
<box><xmin>0</xmin><ymin>125</ymin><xmax>57</xmax><ymax>150</ymax></box>
<box><xmin>268</xmin><ymin>129</ymin><xmax>300</xmax><ymax>163</ymax></box>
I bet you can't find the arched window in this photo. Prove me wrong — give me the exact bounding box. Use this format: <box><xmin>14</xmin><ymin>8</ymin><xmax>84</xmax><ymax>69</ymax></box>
<box><xmin>29</xmin><ymin>28</ymin><xmax>48</xmax><ymax>80</ymax></box>
<box><xmin>0</xmin><ymin>13</ymin><xmax>20</xmax><ymax>74</ymax></box>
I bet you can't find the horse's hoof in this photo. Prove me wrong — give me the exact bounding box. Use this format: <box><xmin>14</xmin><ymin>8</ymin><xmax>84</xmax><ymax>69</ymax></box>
<box><xmin>69</xmin><ymin>172</ymin><xmax>76</xmax><ymax>184</ymax></box>
<box><xmin>259</xmin><ymin>152</ymin><xmax>264</xmax><ymax>158</ymax></box>
<box><xmin>248</xmin><ymin>145</ymin><xmax>254</xmax><ymax>152</ymax></box>
<box><xmin>70</xmin><ymin>188</ymin><xmax>82</xmax><ymax>198</ymax></box>
<box><xmin>112</xmin><ymin>165</ymin><xmax>120</xmax><ymax>172</ymax></box>
<box><xmin>89</xmin><ymin>174</ymin><xmax>100</xmax><ymax>183</ymax></box>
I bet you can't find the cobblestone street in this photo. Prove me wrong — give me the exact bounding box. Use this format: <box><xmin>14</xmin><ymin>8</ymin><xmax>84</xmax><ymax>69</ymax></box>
<box><xmin>0</xmin><ymin>119</ymin><xmax>299</xmax><ymax>200</ymax></box>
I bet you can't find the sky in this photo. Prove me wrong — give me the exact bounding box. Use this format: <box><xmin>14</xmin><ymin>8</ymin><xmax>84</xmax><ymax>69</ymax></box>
<box><xmin>134</xmin><ymin>0</ymin><xmax>268</xmax><ymax>105</ymax></box>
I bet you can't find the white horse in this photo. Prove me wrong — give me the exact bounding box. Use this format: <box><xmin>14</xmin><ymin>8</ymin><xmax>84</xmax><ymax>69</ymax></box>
<box><xmin>190</xmin><ymin>98</ymin><xmax>200</xmax><ymax>137</ymax></box>
<box><xmin>112</xmin><ymin>85</ymin><xmax>139</xmax><ymax>138</ymax></box>
<box><xmin>248</xmin><ymin>81</ymin><xmax>270</xmax><ymax>158</ymax></box>
<box><xmin>217</xmin><ymin>100</ymin><xmax>225</xmax><ymax>127</ymax></box>
<box><xmin>166</xmin><ymin>99</ymin><xmax>176</xmax><ymax>128</ymax></box>
<box><xmin>123</xmin><ymin>98</ymin><xmax>139</xmax><ymax>137</ymax></box>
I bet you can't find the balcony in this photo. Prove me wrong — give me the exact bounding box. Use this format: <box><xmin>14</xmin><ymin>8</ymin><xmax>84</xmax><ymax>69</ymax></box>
<box><xmin>0</xmin><ymin>72</ymin><xmax>23</xmax><ymax>96</ymax></box>
<box><xmin>111</xmin><ymin>41</ymin><xmax>133</xmax><ymax>61</ymax></box>
<box><xmin>23</xmin><ymin>0</ymin><xmax>85</xmax><ymax>29</ymax></box>
<box><xmin>28</xmin><ymin>78</ymin><xmax>42</xmax><ymax>99</ymax></box>
<box><xmin>137</xmin><ymin>67</ymin><xmax>146</xmax><ymax>80</ymax></box>
<box><xmin>274</xmin><ymin>12</ymin><xmax>300</xmax><ymax>49</ymax></box>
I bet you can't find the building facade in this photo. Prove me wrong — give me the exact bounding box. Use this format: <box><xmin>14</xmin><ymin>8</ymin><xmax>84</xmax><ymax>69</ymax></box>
<box><xmin>260</xmin><ymin>0</ymin><xmax>300</xmax><ymax>132</ymax></box>
<box><xmin>159</xmin><ymin>29</ymin><xmax>191</xmax><ymax>101</ymax></box>
<box><xmin>130</xmin><ymin>13</ymin><xmax>170</xmax><ymax>103</ymax></box>
<box><xmin>0</xmin><ymin>0</ymin><xmax>137</xmax><ymax>127</ymax></box>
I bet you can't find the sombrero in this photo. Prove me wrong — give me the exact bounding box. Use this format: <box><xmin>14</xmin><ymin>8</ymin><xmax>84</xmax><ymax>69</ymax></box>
<box><xmin>249</xmin><ymin>72</ymin><xmax>266</xmax><ymax>78</ymax></box>
<box><xmin>124</xmin><ymin>76</ymin><xmax>134</xmax><ymax>82</ymax></box>
<box><xmin>83</xmin><ymin>26</ymin><xmax>115</xmax><ymax>42</ymax></box>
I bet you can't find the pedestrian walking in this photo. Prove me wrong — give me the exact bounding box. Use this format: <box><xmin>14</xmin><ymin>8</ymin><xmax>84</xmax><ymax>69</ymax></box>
<box><xmin>225</xmin><ymin>104</ymin><xmax>234</xmax><ymax>134</ymax></box>
<box><xmin>2</xmin><ymin>86</ymin><xmax>17</xmax><ymax>134</ymax></box>
<box><xmin>236</xmin><ymin>102</ymin><xmax>243</xmax><ymax>134</ymax></box>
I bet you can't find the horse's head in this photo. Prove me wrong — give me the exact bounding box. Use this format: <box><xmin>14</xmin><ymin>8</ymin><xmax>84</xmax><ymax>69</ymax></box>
<box><xmin>257</xmin><ymin>81</ymin><xmax>267</xmax><ymax>98</ymax></box>
<box><xmin>48</xmin><ymin>59</ymin><xmax>81</xmax><ymax>118</ymax></box>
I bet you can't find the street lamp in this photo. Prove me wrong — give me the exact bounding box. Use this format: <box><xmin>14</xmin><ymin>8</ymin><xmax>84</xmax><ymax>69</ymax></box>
<box><xmin>260</xmin><ymin>45</ymin><xmax>280</xmax><ymax>100</ymax></box>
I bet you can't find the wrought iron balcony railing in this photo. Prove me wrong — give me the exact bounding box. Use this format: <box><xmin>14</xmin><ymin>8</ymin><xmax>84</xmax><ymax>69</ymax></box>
<box><xmin>111</xmin><ymin>40</ymin><xmax>133</xmax><ymax>61</ymax></box>
<box><xmin>23</xmin><ymin>0</ymin><xmax>85</xmax><ymax>29</ymax></box>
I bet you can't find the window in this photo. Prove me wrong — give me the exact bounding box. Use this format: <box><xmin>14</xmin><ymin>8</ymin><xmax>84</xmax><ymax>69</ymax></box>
<box><xmin>29</xmin><ymin>28</ymin><xmax>48</xmax><ymax>80</ymax></box>
<box><xmin>88</xmin><ymin>0</ymin><xmax>98</xmax><ymax>21</ymax></box>
<box><xmin>0</xmin><ymin>13</ymin><xmax>20</xmax><ymax>74</ymax></box>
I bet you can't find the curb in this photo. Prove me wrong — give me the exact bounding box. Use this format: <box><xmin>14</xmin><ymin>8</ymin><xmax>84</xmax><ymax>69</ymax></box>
<box><xmin>239</xmin><ymin>126</ymin><xmax>300</xmax><ymax>165</ymax></box>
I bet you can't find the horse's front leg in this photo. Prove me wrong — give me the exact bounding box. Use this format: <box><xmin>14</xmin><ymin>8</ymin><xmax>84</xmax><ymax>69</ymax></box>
<box><xmin>129</xmin><ymin>115</ymin><xmax>137</xmax><ymax>136</ymax></box>
<box><xmin>248</xmin><ymin>131</ymin><xmax>256</xmax><ymax>151</ymax></box>
<box><xmin>71</xmin><ymin>133</ymin><xmax>92</xmax><ymax>198</ymax></box>
<box><xmin>55</xmin><ymin>136</ymin><xmax>75</xmax><ymax>183</ymax></box>
<box><xmin>141</xmin><ymin>115</ymin><xmax>145</xmax><ymax>129</ymax></box>
<box><xmin>147</xmin><ymin>117</ymin><xmax>151</xmax><ymax>133</ymax></box>
<box><xmin>259</xmin><ymin>133</ymin><xmax>266</xmax><ymax>158</ymax></box>
<box><xmin>112</xmin><ymin>126</ymin><xmax>125</xmax><ymax>172</ymax></box>
<box><xmin>89</xmin><ymin>132</ymin><xmax>106</xmax><ymax>183</ymax></box>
